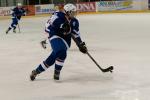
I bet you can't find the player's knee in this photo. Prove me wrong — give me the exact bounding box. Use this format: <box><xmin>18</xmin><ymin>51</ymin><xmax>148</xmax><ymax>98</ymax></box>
<box><xmin>56</xmin><ymin>50</ymin><xmax>67</xmax><ymax>61</ymax></box>
<box><xmin>11</xmin><ymin>23</ymin><xmax>17</xmax><ymax>28</ymax></box>
<box><xmin>55</xmin><ymin>50</ymin><xmax>67</xmax><ymax>71</ymax></box>
<box><xmin>44</xmin><ymin>51</ymin><xmax>56</xmax><ymax>66</ymax></box>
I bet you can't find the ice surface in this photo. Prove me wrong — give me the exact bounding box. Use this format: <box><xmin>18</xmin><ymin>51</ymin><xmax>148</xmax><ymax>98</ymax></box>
<box><xmin>0</xmin><ymin>13</ymin><xmax>150</xmax><ymax>100</ymax></box>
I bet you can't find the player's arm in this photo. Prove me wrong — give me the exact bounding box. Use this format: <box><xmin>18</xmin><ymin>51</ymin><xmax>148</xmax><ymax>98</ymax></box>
<box><xmin>71</xmin><ymin>19</ymin><xmax>87</xmax><ymax>54</ymax></box>
<box><xmin>11</xmin><ymin>7</ymin><xmax>17</xmax><ymax>18</ymax></box>
<box><xmin>21</xmin><ymin>8</ymin><xmax>26</xmax><ymax>16</ymax></box>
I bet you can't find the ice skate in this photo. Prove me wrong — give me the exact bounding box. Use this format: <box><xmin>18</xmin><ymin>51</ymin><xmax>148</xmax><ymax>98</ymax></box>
<box><xmin>6</xmin><ymin>28</ymin><xmax>10</xmax><ymax>34</ymax></box>
<box><xmin>30</xmin><ymin>70</ymin><xmax>39</xmax><ymax>81</ymax></box>
<box><xmin>54</xmin><ymin>70</ymin><xmax>60</xmax><ymax>80</ymax></box>
<box><xmin>6</xmin><ymin>30</ymin><xmax>9</xmax><ymax>34</ymax></box>
<box><xmin>13</xmin><ymin>29</ymin><xmax>16</xmax><ymax>33</ymax></box>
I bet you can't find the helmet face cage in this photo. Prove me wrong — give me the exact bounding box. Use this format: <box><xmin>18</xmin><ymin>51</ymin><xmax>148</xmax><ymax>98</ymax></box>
<box><xmin>66</xmin><ymin>11</ymin><xmax>77</xmax><ymax>18</ymax></box>
<box><xmin>64</xmin><ymin>4</ymin><xmax>77</xmax><ymax>18</ymax></box>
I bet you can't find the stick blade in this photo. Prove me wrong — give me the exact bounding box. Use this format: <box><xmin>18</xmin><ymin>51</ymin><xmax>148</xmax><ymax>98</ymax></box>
<box><xmin>102</xmin><ymin>66</ymin><xmax>114</xmax><ymax>73</ymax></box>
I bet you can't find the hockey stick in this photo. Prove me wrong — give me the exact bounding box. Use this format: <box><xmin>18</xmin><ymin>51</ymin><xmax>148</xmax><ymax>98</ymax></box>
<box><xmin>18</xmin><ymin>23</ymin><xmax>21</xmax><ymax>33</ymax></box>
<box><xmin>71</xmin><ymin>34</ymin><xmax>113</xmax><ymax>73</ymax></box>
<box><xmin>86</xmin><ymin>52</ymin><xmax>113</xmax><ymax>73</ymax></box>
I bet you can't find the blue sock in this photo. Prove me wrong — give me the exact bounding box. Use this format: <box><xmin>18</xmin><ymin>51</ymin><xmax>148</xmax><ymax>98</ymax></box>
<box><xmin>35</xmin><ymin>63</ymin><xmax>45</xmax><ymax>73</ymax></box>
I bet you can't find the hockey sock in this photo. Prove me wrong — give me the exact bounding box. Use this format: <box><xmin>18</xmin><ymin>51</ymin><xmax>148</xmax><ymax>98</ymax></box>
<box><xmin>55</xmin><ymin>59</ymin><xmax>64</xmax><ymax>71</ymax></box>
<box><xmin>13</xmin><ymin>27</ymin><xmax>16</xmax><ymax>31</ymax></box>
<box><xmin>7</xmin><ymin>27</ymin><xmax>12</xmax><ymax>31</ymax></box>
<box><xmin>35</xmin><ymin>51</ymin><xmax>56</xmax><ymax>73</ymax></box>
<box><xmin>44</xmin><ymin>51</ymin><xmax>56</xmax><ymax>66</ymax></box>
<box><xmin>35</xmin><ymin>61</ymin><xmax>48</xmax><ymax>73</ymax></box>
<box><xmin>6</xmin><ymin>27</ymin><xmax>12</xmax><ymax>34</ymax></box>
<box><xmin>54</xmin><ymin>50</ymin><xmax>67</xmax><ymax>71</ymax></box>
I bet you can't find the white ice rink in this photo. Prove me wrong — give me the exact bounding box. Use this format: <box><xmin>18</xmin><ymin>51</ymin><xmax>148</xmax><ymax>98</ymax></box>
<box><xmin>0</xmin><ymin>13</ymin><xmax>150</xmax><ymax>100</ymax></box>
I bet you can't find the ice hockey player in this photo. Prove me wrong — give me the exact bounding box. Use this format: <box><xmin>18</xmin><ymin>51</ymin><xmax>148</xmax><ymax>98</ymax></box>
<box><xmin>6</xmin><ymin>3</ymin><xmax>26</xmax><ymax>34</ymax></box>
<box><xmin>30</xmin><ymin>3</ymin><xmax>87</xmax><ymax>81</ymax></box>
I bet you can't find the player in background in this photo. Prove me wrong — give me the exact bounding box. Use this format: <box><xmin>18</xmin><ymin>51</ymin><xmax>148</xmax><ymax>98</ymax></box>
<box><xmin>30</xmin><ymin>4</ymin><xmax>87</xmax><ymax>81</ymax></box>
<box><xmin>6</xmin><ymin>3</ymin><xmax>26</xmax><ymax>34</ymax></box>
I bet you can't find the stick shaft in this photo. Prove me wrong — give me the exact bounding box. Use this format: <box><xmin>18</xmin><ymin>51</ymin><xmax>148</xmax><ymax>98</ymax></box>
<box><xmin>18</xmin><ymin>23</ymin><xmax>21</xmax><ymax>33</ymax></box>
<box><xmin>71</xmin><ymin>33</ymin><xmax>113</xmax><ymax>73</ymax></box>
<box><xmin>71</xmin><ymin>33</ymin><xmax>104</xmax><ymax>71</ymax></box>
<box><xmin>86</xmin><ymin>52</ymin><xmax>104</xmax><ymax>71</ymax></box>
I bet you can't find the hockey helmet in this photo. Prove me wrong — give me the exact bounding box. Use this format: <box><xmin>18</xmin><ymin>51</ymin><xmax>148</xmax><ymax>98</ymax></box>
<box><xmin>64</xmin><ymin>3</ymin><xmax>77</xmax><ymax>18</ymax></box>
<box><xmin>17</xmin><ymin>3</ymin><xmax>22</xmax><ymax>7</ymax></box>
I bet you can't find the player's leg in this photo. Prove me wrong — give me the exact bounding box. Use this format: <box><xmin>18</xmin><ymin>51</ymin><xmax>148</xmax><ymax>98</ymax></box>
<box><xmin>13</xmin><ymin>26</ymin><xmax>17</xmax><ymax>33</ymax></box>
<box><xmin>6</xmin><ymin>26</ymin><xmax>12</xmax><ymax>34</ymax></box>
<box><xmin>50</xmin><ymin>37</ymin><xmax>68</xmax><ymax>80</ymax></box>
<box><xmin>30</xmin><ymin>36</ymin><xmax>69</xmax><ymax>81</ymax></box>
<box><xmin>13</xmin><ymin>19</ymin><xmax>19</xmax><ymax>33</ymax></box>
<box><xmin>6</xmin><ymin>18</ymin><xmax>17</xmax><ymax>34</ymax></box>
<box><xmin>54</xmin><ymin>50</ymin><xmax>67</xmax><ymax>80</ymax></box>
<box><xmin>30</xmin><ymin>38</ymin><xmax>62</xmax><ymax>81</ymax></box>
<box><xmin>30</xmin><ymin>51</ymin><xmax>56</xmax><ymax>81</ymax></box>
<box><xmin>6</xmin><ymin>18</ymin><xmax>14</xmax><ymax>34</ymax></box>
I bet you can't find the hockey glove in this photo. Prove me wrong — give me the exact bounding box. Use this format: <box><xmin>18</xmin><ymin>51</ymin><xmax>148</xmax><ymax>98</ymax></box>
<box><xmin>79</xmin><ymin>42</ymin><xmax>87</xmax><ymax>54</ymax></box>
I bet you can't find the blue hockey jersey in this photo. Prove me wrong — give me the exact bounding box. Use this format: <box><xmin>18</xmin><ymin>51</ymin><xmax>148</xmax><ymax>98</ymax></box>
<box><xmin>45</xmin><ymin>11</ymin><xmax>82</xmax><ymax>47</ymax></box>
<box><xmin>11</xmin><ymin>7</ymin><xmax>26</xmax><ymax>20</ymax></box>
